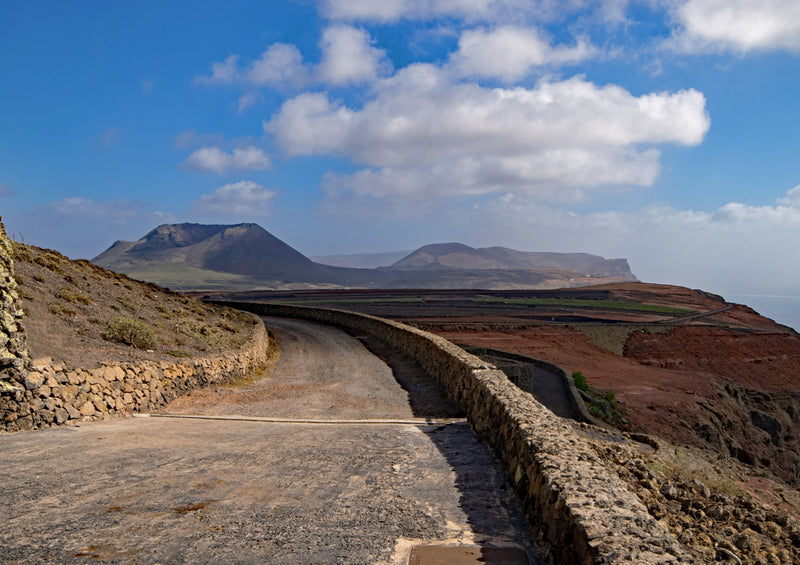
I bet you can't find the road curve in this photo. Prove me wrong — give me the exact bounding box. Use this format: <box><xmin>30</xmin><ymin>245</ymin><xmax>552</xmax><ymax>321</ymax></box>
<box><xmin>0</xmin><ymin>317</ymin><xmax>542</xmax><ymax>564</ymax></box>
<box><xmin>164</xmin><ymin>316</ymin><xmax>425</xmax><ymax>420</ymax></box>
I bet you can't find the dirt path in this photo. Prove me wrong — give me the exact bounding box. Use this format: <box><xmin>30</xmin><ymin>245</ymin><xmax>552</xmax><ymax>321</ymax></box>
<box><xmin>0</xmin><ymin>318</ymin><xmax>541</xmax><ymax>564</ymax></box>
<box><xmin>164</xmin><ymin>317</ymin><xmax>454</xmax><ymax>420</ymax></box>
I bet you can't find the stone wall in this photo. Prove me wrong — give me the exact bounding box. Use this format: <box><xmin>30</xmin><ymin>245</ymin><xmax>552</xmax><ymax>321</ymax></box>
<box><xmin>1</xmin><ymin>319</ymin><xmax>268</xmax><ymax>432</ymax></box>
<box><xmin>0</xmin><ymin>215</ymin><xmax>31</xmax><ymax>386</ymax></box>
<box><xmin>226</xmin><ymin>302</ymin><xmax>691</xmax><ymax>565</ymax></box>
<box><xmin>0</xmin><ymin>216</ymin><xmax>271</xmax><ymax>431</ymax></box>
<box><xmin>461</xmin><ymin>346</ymin><xmax>609</xmax><ymax>429</ymax></box>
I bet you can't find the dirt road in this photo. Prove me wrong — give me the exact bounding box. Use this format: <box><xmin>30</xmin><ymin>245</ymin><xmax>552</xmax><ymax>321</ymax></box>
<box><xmin>0</xmin><ymin>318</ymin><xmax>540</xmax><ymax>564</ymax></box>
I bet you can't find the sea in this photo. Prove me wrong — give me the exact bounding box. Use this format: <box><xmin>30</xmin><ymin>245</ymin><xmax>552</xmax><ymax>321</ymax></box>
<box><xmin>726</xmin><ymin>294</ymin><xmax>800</xmax><ymax>333</ymax></box>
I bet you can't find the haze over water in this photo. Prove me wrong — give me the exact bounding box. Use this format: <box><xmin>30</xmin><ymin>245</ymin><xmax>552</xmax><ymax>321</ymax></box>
<box><xmin>726</xmin><ymin>295</ymin><xmax>800</xmax><ymax>333</ymax></box>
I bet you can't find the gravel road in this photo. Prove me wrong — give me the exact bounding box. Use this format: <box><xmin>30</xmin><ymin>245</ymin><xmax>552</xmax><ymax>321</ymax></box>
<box><xmin>0</xmin><ymin>317</ymin><xmax>541</xmax><ymax>564</ymax></box>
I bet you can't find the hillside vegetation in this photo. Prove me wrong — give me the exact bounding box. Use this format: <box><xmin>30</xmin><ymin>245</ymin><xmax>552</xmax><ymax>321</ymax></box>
<box><xmin>11</xmin><ymin>242</ymin><xmax>258</xmax><ymax>369</ymax></box>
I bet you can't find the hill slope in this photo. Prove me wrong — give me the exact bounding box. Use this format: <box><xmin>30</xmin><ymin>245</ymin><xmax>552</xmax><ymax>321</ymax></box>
<box><xmin>13</xmin><ymin>242</ymin><xmax>259</xmax><ymax>368</ymax></box>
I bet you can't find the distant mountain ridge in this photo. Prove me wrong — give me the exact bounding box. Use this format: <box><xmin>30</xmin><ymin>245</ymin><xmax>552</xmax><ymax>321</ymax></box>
<box><xmin>391</xmin><ymin>243</ymin><xmax>634</xmax><ymax>278</ymax></box>
<box><xmin>92</xmin><ymin>223</ymin><xmax>637</xmax><ymax>291</ymax></box>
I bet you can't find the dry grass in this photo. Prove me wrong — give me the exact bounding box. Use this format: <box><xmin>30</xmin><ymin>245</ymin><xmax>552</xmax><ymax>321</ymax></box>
<box><xmin>11</xmin><ymin>241</ymin><xmax>259</xmax><ymax>368</ymax></box>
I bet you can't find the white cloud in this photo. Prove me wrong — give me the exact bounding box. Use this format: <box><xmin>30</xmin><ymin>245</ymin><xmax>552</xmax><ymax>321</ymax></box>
<box><xmin>266</xmin><ymin>67</ymin><xmax>709</xmax><ymax>206</ymax></box>
<box><xmin>197</xmin><ymin>45</ymin><xmax>308</xmax><ymax>88</ymax></box>
<box><xmin>195</xmin><ymin>54</ymin><xmax>240</xmax><ymax>85</ymax></box>
<box><xmin>245</xmin><ymin>43</ymin><xmax>309</xmax><ymax>87</ymax></box>
<box><xmin>196</xmin><ymin>26</ymin><xmax>387</xmax><ymax>89</ymax></box>
<box><xmin>180</xmin><ymin>146</ymin><xmax>271</xmax><ymax>174</ymax></box>
<box><xmin>449</xmin><ymin>26</ymin><xmax>594</xmax><ymax>81</ymax></box>
<box><xmin>190</xmin><ymin>181</ymin><xmax>276</xmax><ymax>217</ymax></box>
<box><xmin>671</xmin><ymin>0</ymin><xmax>800</xmax><ymax>53</ymax></box>
<box><xmin>317</xmin><ymin>25</ymin><xmax>391</xmax><ymax>85</ymax></box>
<box><xmin>464</xmin><ymin>188</ymin><xmax>800</xmax><ymax>294</ymax></box>
<box><xmin>237</xmin><ymin>91</ymin><xmax>264</xmax><ymax>113</ymax></box>
<box><xmin>12</xmin><ymin>198</ymin><xmax>176</xmax><ymax>259</ymax></box>
<box><xmin>46</xmin><ymin>197</ymin><xmax>173</xmax><ymax>223</ymax></box>
<box><xmin>779</xmin><ymin>185</ymin><xmax>800</xmax><ymax>206</ymax></box>
<box><xmin>320</xmin><ymin>0</ymin><xmax>553</xmax><ymax>24</ymax></box>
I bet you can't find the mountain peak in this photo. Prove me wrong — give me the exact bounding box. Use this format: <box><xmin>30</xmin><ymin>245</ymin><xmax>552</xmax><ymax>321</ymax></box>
<box><xmin>93</xmin><ymin>222</ymin><xmax>332</xmax><ymax>282</ymax></box>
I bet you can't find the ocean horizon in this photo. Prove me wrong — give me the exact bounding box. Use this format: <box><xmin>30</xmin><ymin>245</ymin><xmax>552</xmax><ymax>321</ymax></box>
<box><xmin>726</xmin><ymin>294</ymin><xmax>800</xmax><ymax>333</ymax></box>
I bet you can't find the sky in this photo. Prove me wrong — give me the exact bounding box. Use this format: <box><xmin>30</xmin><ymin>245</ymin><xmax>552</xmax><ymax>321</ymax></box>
<box><xmin>2</xmin><ymin>0</ymin><xmax>800</xmax><ymax>304</ymax></box>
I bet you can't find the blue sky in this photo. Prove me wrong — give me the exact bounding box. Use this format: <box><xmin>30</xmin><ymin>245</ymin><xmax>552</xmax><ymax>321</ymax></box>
<box><xmin>2</xmin><ymin>0</ymin><xmax>800</xmax><ymax>301</ymax></box>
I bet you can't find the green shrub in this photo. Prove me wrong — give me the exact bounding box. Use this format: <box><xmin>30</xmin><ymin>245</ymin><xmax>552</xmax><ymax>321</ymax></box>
<box><xmin>572</xmin><ymin>371</ymin><xmax>589</xmax><ymax>392</ymax></box>
<box><xmin>102</xmin><ymin>318</ymin><xmax>158</xmax><ymax>350</ymax></box>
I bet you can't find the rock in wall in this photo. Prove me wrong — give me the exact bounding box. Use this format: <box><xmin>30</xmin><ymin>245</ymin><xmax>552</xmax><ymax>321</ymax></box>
<box><xmin>0</xmin><ymin>215</ymin><xmax>31</xmax><ymax>388</ymax></box>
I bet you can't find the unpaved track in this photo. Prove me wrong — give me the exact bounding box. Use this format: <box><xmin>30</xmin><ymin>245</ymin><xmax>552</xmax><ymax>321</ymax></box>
<box><xmin>0</xmin><ymin>318</ymin><xmax>541</xmax><ymax>564</ymax></box>
<box><xmin>163</xmin><ymin>317</ymin><xmax>447</xmax><ymax>420</ymax></box>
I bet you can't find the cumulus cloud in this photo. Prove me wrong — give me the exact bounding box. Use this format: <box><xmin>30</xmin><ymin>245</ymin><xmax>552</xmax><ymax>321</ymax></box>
<box><xmin>180</xmin><ymin>146</ymin><xmax>271</xmax><ymax>174</ymax></box>
<box><xmin>671</xmin><ymin>0</ymin><xmax>800</xmax><ymax>53</ymax></box>
<box><xmin>266</xmin><ymin>67</ymin><xmax>709</xmax><ymax>207</ymax></box>
<box><xmin>317</xmin><ymin>25</ymin><xmax>391</xmax><ymax>85</ymax></box>
<box><xmin>196</xmin><ymin>46</ymin><xmax>308</xmax><ymax>88</ymax></box>
<box><xmin>189</xmin><ymin>181</ymin><xmax>276</xmax><ymax>217</ymax></box>
<box><xmin>449</xmin><ymin>26</ymin><xmax>595</xmax><ymax>81</ymax></box>
<box><xmin>245</xmin><ymin>43</ymin><xmax>309</xmax><ymax>87</ymax></box>
<box><xmin>196</xmin><ymin>25</ymin><xmax>387</xmax><ymax>89</ymax></box>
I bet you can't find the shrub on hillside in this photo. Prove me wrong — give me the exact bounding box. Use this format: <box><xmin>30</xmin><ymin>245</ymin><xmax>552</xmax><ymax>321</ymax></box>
<box><xmin>572</xmin><ymin>371</ymin><xmax>589</xmax><ymax>392</ymax></box>
<box><xmin>102</xmin><ymin>317</ymin><xmax>158</xmax><ymax>350</ymax></box>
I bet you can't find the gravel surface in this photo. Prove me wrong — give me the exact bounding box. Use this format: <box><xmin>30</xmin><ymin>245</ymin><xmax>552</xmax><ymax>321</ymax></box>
<box><xmin>0</xmin><ymin>317</ymin><xmax>540</xmax><ymax>564</ymax></box>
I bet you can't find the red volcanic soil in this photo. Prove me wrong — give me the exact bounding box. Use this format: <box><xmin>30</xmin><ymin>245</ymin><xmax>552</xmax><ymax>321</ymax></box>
<box><xmin>433</xmin><ymin>324</ymin><xmax>719</xmax><ymax>448</ymax></box>
<box><xmin>231</xmin><ymin>282</ymin><xmax>800</xmax><ymax>486</ymax></box>
<box><xmin>422</xmin><ymin>284</ymin><xmax>800</xmax><ymax>488</ymax></box>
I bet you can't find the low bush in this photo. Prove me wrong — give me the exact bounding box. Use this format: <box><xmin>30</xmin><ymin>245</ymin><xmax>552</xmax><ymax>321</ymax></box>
<box><xmin>102</xmin><ymin>317</ymin><xmax>158</xmax><ymax>350</ymax></box>
<box><xmin>48</xmin><ymin>303</ymin><xmax>75</xmax><ymax>317</ymax></box>
<box><xmin>57</xmin><ymin>287</ymin><xmax>92</xmax><ymax>305</ymax></box>
<box><xmin>572</xmin><ymin>370</ymin><xmax>589</xmax><ymax>392</ymax></box>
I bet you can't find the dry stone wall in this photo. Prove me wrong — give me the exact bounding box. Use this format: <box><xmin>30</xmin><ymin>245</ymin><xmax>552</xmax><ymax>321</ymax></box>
<box><xmin>2</xmin><ymin>323</ymin><xmax>268</xmax><ymax>432</ymax></box>
<box><xmin>1</xmin><ymin>319</ymin><xmax>268</xmax><ymax>432</ymax></box>
<box><xmin>0</xmin><ymin>216</ymin><xmax>271</xmax><ymax>432</ymax></box>
<box><xmin>226</xmin><ymin>302</ymin><xmax>694</xmax><ymax>565</ymax></box>
<box><xmin>0</xmin><ymin>216</ymin><xmax>31</xmax><ymax>384</ymax></box>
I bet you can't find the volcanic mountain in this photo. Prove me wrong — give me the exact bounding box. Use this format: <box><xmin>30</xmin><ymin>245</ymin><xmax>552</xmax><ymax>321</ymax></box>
<box><xmin>93</xmin><ymin>223</ymin><xmax>341</xmax><ymax>284</ymax></box>
<box><xmin>92</xmin><ymin>223</ymin><xmax>637</xmax><ymax>291</ymax></box>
